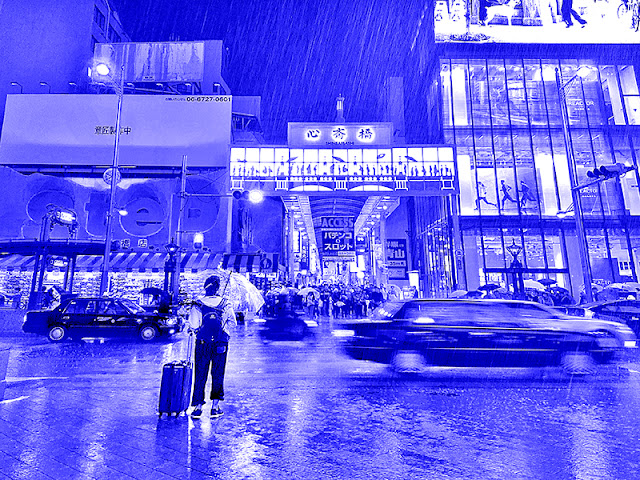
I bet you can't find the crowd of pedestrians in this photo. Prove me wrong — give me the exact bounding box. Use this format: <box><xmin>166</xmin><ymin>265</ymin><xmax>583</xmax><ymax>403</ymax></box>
<box><xmin>262</xmin><ymin>282</ymin><xmax>407</xmax><ymax>320</ymax></box>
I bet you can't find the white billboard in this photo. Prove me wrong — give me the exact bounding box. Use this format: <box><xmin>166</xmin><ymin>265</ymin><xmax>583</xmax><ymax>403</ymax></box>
<box><xmin>0</xmin><ymin>94</ymin><xmax>232</xmax><ymax>167</ymax></box>
<box><xmin>436</xmin><ymin>0</ymin><xmax>640</xmax><ymax>43</ymax></box>
<box><xmin>92</xmin><ymin>42</ymin><xmax>205</xmax><ymax>83</ymax></box>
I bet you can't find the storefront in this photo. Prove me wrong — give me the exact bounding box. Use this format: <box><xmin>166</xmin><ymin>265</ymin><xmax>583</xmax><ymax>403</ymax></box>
<box><xmin>440</xmin><ymin>54</ymin><xmax>640</xmax><ymax>297</ymax></box>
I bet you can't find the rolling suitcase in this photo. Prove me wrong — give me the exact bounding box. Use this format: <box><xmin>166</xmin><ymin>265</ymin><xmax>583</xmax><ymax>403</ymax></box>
<box><xmin>158</xmin><ymin>333</ymin><xmax>193</xmax><ymax>417</ymax></box>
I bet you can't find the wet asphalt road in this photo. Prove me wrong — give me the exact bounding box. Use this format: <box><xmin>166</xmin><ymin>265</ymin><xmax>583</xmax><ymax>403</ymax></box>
<box><xmin>1</xmin><ymin>319</ymin><xmax>640</xmax><ymax>480</ymax></box>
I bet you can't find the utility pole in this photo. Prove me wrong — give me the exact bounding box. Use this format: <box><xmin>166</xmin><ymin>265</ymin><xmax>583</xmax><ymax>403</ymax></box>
<box><xmin>171</xmin><ymin>154</ymin><xmax>188</xmax><ymax>305</ymax></box>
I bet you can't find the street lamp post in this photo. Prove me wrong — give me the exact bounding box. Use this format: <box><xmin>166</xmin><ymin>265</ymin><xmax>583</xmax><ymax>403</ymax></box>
<box><xmin>507</xmin><ymin>240</ymin><xmax>525</xmax><ymax>298</ymax></box>
<box><xmin>555</xmin><ymin>67</ymin><xmax>594</xmax><ymax>303</ymax></box>
<box><xmin>98</xmin><ymin>55</ymin><xmax>126</xmax><ymax>296</ymax></box>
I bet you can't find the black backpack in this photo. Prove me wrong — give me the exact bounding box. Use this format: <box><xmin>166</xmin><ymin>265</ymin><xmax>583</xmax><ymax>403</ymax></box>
<box><xmin>196</xmin><ymin>299</ymin><xmax>230</xmax><ymax>343</ymax></box>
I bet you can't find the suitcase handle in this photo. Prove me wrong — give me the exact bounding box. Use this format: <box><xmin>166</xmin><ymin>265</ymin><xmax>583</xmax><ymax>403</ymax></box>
<box><xmin>185</xmin><ymin>330</ymin><xmax>195</xmax><ymax>365</ymax></box>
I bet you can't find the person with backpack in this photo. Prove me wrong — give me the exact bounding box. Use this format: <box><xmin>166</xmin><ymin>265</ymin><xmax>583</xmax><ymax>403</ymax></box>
<box><xmin>189</xmin><ymin>275</ymin><xmax>236</xmax><ymax>418</ymax></box>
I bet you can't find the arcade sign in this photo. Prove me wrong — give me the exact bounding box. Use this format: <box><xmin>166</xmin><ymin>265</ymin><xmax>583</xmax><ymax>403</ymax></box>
<box><xmin>288</xmin><ymin>123</ymin><xmax>393</xmax><ymax>147</ymax></box>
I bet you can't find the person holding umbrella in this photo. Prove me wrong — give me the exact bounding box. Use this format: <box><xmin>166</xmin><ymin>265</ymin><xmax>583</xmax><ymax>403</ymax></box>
<box><xmin>189</xmin><ymin>275</ymin><xmax>236</xmax><ymax>418</ymax></box>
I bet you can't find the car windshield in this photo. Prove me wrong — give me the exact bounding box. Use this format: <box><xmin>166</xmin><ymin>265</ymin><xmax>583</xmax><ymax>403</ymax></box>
<box><xmin>371</xmin><ymin>301</ymin><xmax>404</xmax><ymax>321</ymax></box>
<box><xmin>119</xmin><ymin>299</ymin><xmax>145</xmax><ymax>314</ymax></box>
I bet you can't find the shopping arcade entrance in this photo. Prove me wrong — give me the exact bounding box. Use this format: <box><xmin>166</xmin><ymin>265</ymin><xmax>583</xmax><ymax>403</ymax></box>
<box><xmin>229</xmin><ymin>145</ymin><xmax>460</xmax><ymax>294</ymax></box>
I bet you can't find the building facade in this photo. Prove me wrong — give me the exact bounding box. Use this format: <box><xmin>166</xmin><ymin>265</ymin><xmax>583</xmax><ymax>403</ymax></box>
<box><xmin>0</xmin><ymin>0</ymin><xmax>130</xmax><ymax>131</ymax></box>
<box><xmin>436</xmin><ymin>42</ymin><xmax>640</xmax><ymax>298</ymax></box>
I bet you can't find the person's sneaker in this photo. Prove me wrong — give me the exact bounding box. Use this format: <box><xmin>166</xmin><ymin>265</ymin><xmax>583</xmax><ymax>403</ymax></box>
<box><xmin>211</xmin><ymin>407</ymin><xmax>224</xmax><ymax>418</ymax></box>
<box><xmin>191</xmin><ymin>406</ymin><xmax>203</xmax><ymax>417</ymax></box>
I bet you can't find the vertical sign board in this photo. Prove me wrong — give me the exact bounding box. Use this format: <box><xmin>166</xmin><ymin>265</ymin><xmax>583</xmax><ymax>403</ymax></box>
<box><xmin>320</xmin><ymin>216</ymin><xmax>355</xmax><ymax>260</ymax></box>
<box><xmin>386</xmin><ymin>239</ymin><xmax>408</xmax><ymax>280</ymax></box>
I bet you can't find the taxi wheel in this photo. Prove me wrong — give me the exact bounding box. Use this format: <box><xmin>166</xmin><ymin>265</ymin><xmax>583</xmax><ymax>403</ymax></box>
<box><xmin>391</xmin><ymin>350</ymin><xmax>428</xmax><ymax>374</ymax></box>
<box><xmin>139</xmin><ymin>325</ymin><xmax>159</xmax><ymax>342</ymax></box>
<box><xmin>561</xmin><ymin>352</ymin><xmax>596</xmax><ymax>376</ymax></box>
<box><xmin>48</xmin><ymin>325</ymin><xmax>67</xmax><ymax>342</ymax></box>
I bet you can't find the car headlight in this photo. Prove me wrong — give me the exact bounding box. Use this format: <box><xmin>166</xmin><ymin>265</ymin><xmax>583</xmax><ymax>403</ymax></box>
<box><xmin>332</xmin><ymin>329</ymin><xmax>355</xmax><ymax>337</ymax></box>
<box><xmin>624</xmin><ymin>340</ymin><xmax>637</xmax><ymax>348</ymax></box>
<box><xmin>161</xmin><ymin>317</ymin><xmax>178</xmax><ymax>326</ymax></box>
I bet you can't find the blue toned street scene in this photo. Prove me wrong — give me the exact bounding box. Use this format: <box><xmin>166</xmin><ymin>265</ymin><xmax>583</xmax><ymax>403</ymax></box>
<box><xmin>1</xmin><ymin>0</ymin><xmax>640</xmax><ymax>478</ymax></box>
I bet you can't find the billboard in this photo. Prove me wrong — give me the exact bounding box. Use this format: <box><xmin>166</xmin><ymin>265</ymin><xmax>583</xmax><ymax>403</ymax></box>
<box><xmin>0</xmin><ymin>94</ymin><xmax>231</xmax><ymax>168</ymax></box>
<box><xmin>386</xmin><ymin>239</ymin><xmax>408</xmax><ymax>280</ymax></box>
<box><xmin>93</xmin><ymin>42</ymin><xmax>205</xmax><ymax>83</ymax></box>
<box><xmin>435</xmin><ymin>0</ymin><xmax>640</xmax><ymax>43</ymax></box>
<box><xmin>319</xmin><ymin>216</ymin><xmax>355</xmax><ymax>260</ymax></box>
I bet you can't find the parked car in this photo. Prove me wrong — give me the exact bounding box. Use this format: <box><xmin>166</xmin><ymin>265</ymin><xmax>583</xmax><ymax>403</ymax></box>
<box><xmin>333</xmin><ymin>299</ymin><xmax>637</xmax><ymax>375</ymax></box>
<box><xmin>23</xmin><ymin>297</ymin><xmax>183</xmax><ymax>342</ymax></box>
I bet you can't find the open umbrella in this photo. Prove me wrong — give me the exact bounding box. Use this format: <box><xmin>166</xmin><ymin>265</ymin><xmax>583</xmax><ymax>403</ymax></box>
<box><xmin>604</xmin><ymin>282</ymin><xmax>634</xmax><ymax>292</ymax></box>
<box><xmin>449</xmin><ymin>289</ymin><xmax>468</xmax><ymax>298</ymax></box>
<box><xmin>279</xmin><ymin>286</ymin><xmax>299</xmax><ymax>296</ymax></box>
<box><xmin>210</xmin><ymin>269</ymin><xmax>265</xmax><ymax>313</ymax></box>
<box><xmin>523</xmin><ymin>279</ymin><xmax>546</xmax><ymax>291</ymax></box>
<box><xmin>622</xmin><ymin>282</ymin><xmax>640</xmax><ymax>292</ymax></box>
<box><xmin>140</xmin><ymin>287</ymin><xmax>171</xmax><ymax>310</ymax></box>
<box><xmin>538</xmin><ymin>278</ymin><xmax>557</xmax><ymax>287</ymax></box>
<box><xmin>478</xmin><ymin>283</ymin><xmax>501</xmax><ymax>292</ymax></box>
<box><xmin>464</xmin><ymin>290</ymin><xmax>484</xmax><ymax>298</ymax></box>
<box><xmin>298</xmin><ymin>287</ymin><xmax>320</xmax><ymax>298</ymax></box>
<box><xmin>580</xmin><ymin>283</ymin><xmax>604</xmax><ymax>293</ymax></box>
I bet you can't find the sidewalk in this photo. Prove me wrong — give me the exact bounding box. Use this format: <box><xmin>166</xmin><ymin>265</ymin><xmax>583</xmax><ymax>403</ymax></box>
<box><xmin>0</xmin><ymin>325</ymin><xmax>401</xmax><ymax>480</ymax></box>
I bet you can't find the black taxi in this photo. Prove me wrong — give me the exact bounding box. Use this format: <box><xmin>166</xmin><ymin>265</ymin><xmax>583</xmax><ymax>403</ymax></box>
<box><xmin>333</xmin><ymin>299</ymin><xmax>637</xmax><ymax>375</ymax></box>
<box><xmin>23</xmin><ymin>297</ymin><xmax>183</xmax><ymax>342</ymax></box>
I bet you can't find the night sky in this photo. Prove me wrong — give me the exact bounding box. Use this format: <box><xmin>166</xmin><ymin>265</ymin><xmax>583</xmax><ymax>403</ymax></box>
<box><xmin>115</xmin><ymin>0</ymin><xmax>433</xmax><ymax>143</ymax></box>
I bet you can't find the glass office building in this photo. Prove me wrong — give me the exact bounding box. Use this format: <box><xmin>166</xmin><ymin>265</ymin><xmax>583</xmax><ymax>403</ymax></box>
<box><xmin>439</xmin><ymin>52</ymin><xmax>640</xmax><ymax>295</ymax></box>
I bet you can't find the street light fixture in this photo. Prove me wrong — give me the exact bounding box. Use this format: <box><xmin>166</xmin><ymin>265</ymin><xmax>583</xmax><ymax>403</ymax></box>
<box><xmin>96</xmin><ymin>48</ymin><xmax>126</xmax><ymax>295</ymax></box>
<box><xmin>39</xmin><ymin>82</ymin><xmax>51</xmax><ymax>93</ymax></box>
<box><xmin>555</xmin><ymin>66</ymin><xmax>594</xmax><ymax>303</ymax></box>
<box><xmin>506</xmin><ymin>240</ymin><xmax>524</xmax><ymax>297</ymax></box>
<box><xmin>10</xmin><ymin>82</ymin><xmax>23</xmax><ymax>93</ymax></box>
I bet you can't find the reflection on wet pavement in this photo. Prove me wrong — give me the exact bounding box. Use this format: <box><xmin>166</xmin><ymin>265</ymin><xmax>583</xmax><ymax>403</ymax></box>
<box><xmin>1</xmin><ymin>322</ymin><xmax>639</xmax><ymax>479</ymax></box>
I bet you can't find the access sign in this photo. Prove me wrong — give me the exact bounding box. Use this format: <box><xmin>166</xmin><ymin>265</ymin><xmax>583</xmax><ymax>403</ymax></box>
<box><xmin>320</xmin><ymin>216</ymin><xmax>355</xmax><ymax>259</ymax></box>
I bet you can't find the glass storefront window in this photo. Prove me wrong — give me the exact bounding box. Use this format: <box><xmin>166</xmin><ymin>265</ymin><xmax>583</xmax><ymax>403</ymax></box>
<box><xmin>524</xmin><ymin>60</ymin><xmax>549</xmax><ymax>126</ymax></box>
<box><xmin>470</xmin><ymin>61</ymin><xmax>490</xmax><ymax>127</ymax></box>
<box><xmin>623</xmin><ymin>96</ymin><xmax>640</xmax><ymax>125</ymax></box>
<box><xmin>618</xmin><ymin>66</ymin><xmax>639</xmax><ymax>95</ymax></box>
<box><xmin>488</xmin><ymin>61</ymin><xmax>509</xmax><ymax>127</ymax></box>
<box><xmin>505</xmin><ymin>60</ymin><xmax>528</xmax><ymax>127</ymax></box>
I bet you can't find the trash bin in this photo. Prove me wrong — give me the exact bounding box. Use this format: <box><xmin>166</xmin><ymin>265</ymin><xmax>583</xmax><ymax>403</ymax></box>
<box><xmin>0</xmin><ymin>347</ymin><xmax>9</xmax><ymax>401</ymax></box>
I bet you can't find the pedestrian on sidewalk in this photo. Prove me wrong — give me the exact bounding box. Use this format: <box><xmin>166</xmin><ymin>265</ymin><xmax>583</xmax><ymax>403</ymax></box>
<box><xmin>189</xmin><ymin>275</ymin><xmax>236</xmax><ymax>418</ymax></box>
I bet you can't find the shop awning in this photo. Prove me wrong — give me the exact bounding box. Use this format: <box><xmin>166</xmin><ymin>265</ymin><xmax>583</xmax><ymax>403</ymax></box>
<box><xmin>221</xmin><ymin>253</ymin><xmax>279</xmax><ymax>273</ymax></box>
<box><xmin>180</xmin><ymin>252</ymin><xmax>224</xmax><ymax>272</ymax></box>
<box><xmin>75</xmin><ymin>252</ymin><xmax>225</xmax><ymax>273</ymax></box>
<box><xmin>0</xmin><ymin>254</ymin><xmax>36</xmax><ymax>271</ymax></box>
<box><xmin>75</xmin><ymin>252</ymin><xmax>166</xmax><ymax>272</ymax></box>
<box><xmin>0</xmin><ymin>252</ymin><xmax>225</xmax><ymax>273</ymax></box>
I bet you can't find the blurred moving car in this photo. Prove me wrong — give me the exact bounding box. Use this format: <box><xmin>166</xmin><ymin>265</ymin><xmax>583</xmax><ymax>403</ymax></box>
<box><xmin>580</xmin><ymin>300</ymin><xmax>640</xmax><ymax>336</ymax></box>
<box><xmin>23</xmin><ymin>297</ymin><xmax>183</xmax><ymax>342</ymax></box>
<box><xmin>333</xmin><ymin>299</ymin><xmax>637</xmax><ymax>375</ymax></box>
<box><xmin>257</xmin><ymin>292</ymin><xmax>317</xmax><ymax>342</ymax></box>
